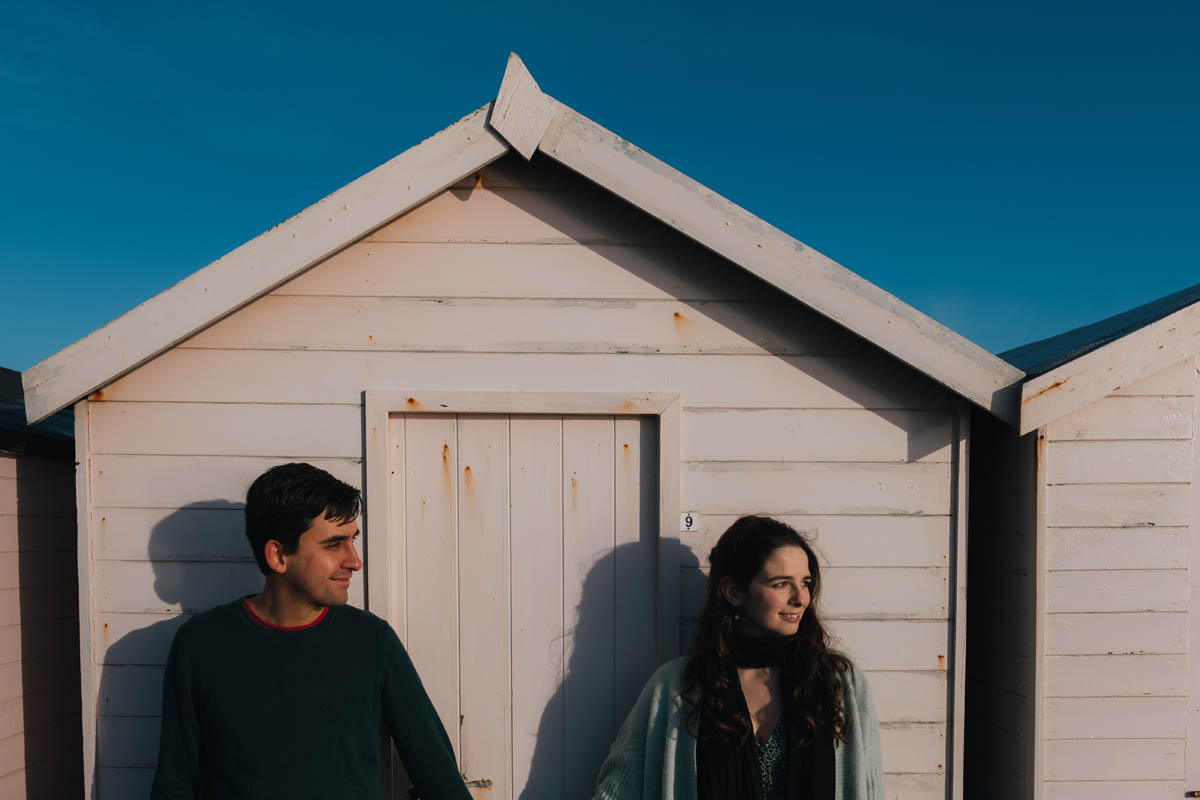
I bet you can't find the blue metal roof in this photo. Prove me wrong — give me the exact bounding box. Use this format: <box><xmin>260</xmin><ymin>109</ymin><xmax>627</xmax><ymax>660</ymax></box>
<box><xmin>1001</xmin><ymin>281</ymin><xmax>1200</xmax><ymax>377</ymax></box>
<box><xmin>1</xmin><ymin>367</ymin><xmax>74</xmax><ymax>454</ymax></box>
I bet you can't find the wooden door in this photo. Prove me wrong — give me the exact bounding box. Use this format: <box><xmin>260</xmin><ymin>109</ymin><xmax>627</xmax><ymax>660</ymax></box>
<box><xmin>389</xmin><ymin>414</ymin><xmax>659</xmax><ymax>799</ymax></box>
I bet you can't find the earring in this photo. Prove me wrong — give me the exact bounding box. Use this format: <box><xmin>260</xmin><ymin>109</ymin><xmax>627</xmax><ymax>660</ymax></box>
<box><xmin>733</xmin><ymin>611</ymin><xmax>741</xmax><ymax>621</ymax></box>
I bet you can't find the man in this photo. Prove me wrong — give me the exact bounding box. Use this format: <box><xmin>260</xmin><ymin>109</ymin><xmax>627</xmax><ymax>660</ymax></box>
<box><xmin>152</xmin><ymin>462</ymin><xmax>470</xmax><ymax>799</ymax></box>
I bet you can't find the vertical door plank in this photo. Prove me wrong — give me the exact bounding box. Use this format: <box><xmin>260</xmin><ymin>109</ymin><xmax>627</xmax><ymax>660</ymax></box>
<box><xmin>387</xmin><ymin>416</ymin><xmax>407</xmax><ymax>639</ymax></box>
<box><xmin>457</xmin><ymin>416</ymin><xmax>512</xmax><ymax>797</ymax></box>
<box><xmin>510</xmin><ymin>417</ymin><xmax>564</xmax><ymax>797</ymax></box>
<box><xmin>402</xmin><ymin>414</ymin><xmax>460</xmax><ymax>756</ymax></box>
<box><xmin>613</xmin><ymin>417</ymin><xmax>658</xmax><ymax>726</ymax></box>
<box><xmin>561</xmin><ymin>417</ymin><xmax>617</xmax><ymax>800</ymax></box>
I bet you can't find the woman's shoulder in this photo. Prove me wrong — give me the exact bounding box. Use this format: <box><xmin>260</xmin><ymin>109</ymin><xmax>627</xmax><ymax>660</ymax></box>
<box><xmin>647</xmin><ymin>655</ymin><xmax>690</xmax><ymax>687</ymax></box>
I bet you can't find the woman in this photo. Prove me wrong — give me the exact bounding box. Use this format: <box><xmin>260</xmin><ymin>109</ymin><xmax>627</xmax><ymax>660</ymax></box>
<box><xmin>592</xmin><ymin>516</ymin><xmax>884</xmax><ymax>800</ymax></box>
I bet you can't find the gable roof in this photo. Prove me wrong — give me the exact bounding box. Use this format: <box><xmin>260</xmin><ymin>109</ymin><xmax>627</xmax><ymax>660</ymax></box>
<box><xmin>1012</xmin><ymin>282</ymin><xmax>1200</xmax><ymax>434</ymax></box>
<box><xmin>22</xmin><ymin>53</ymin><xmax>1024</xmax><ymax>425</ymax></box>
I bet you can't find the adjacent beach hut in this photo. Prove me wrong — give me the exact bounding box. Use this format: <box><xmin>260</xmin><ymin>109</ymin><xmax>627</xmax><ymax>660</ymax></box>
<box><xmin>0</xmin><ymin>366</ymin><xmax>83</xmax><ymax>798</ymax></box>
<box><xmin>22</xmin><ymin>55</ymin><xmax>1025</xmax><ymax>799</ymax></box>
<box><xmin>966</xmin><ymin>284</ymin><xmax>1200</xmax><ymax>800</ymax></box>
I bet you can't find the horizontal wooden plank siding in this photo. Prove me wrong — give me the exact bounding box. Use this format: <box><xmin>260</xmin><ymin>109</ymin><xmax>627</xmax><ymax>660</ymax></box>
<box><xmin>1039</xmin><ymin>361</ymin><xmax>1195</xmax><ymax>794</ymax></box>
<box><xmin>0</xmin><ymin>452</ymin><xmax>83</xmax><ymax>797</ymax></box>
<box><xmin>85</xmin><ymin>154</ymin><xmax>956</xmax><ymax>797</ymax></box>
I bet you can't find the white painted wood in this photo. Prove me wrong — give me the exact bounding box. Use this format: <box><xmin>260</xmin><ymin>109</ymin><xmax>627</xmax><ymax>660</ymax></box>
<box><xmin>92</xmin><ymin>561</ymin><xmax>262</xmax><ymax>613</ymax></box>
<box><xmin>400</xmin><ymin>414</ymin><xmax>460</xmax><ymax>754</ymax></box>
<box><xmin>883</xmin><ymin>773</ymin><xmax>946</xmax><ymax>800</ymax></box>
<box><xmin>1045</xmin><ymin>527</ymin><xmax>1188</xmax><ymax>570</ymax></box>
<box><xmin>1110</xmin><ymin>358</ymin><xmax>1196</xmax><ymax>396</ymax></box>
<box><xmin>365</xmin><ymin>184</ymin><xmax>664</xmax><ymax>246</ymax></box>
<box><xmin>683</xmin><ymin>461</ymin><xmax>951</xmax><ymax>516</ymax></box>
<box><xmin>384</xmin><ymin>414</ymin><xmax>405</xmax><ymax>637</ymax></box>
<box><xmin>1019</xmin><ymin>302</ymin><xmax>1200</xmax><ymax>434</ymax></box>
<box><xmin>1044</xmin><ymin>439</ymin><xmax>1190</xmax><ymax>484</ymax></box>
<box><xmin>536</xmin><ymin>99</ymin><xmax>1025</xmax><ymax>422</ymax></box>
<box><xmin>950</xmin><ymin>402</ymin><xmax>968</xmax><ymax>800</ymax></box>
<box><xmin>89</xmin><ymin>455</ymin><xmax>359</xmax><ymax>509</ymax></box>
<box><xmin>490</xmin><ymin>53</ymin><xmax>556</xmax><ymax>159</ymax></box>
<box><xmin>680</xmin><ymin>566</ymin><xmax>947</xmax><ymax>620</ymax></box>
<box><xmin>96</xmin><ymin>715</ymin><xmax>157</xmax><ymax>767</ymax></box>
<box><xmin>866</xmin><ymin>671</ymin><xmax>948</xmax><ymax>723</ymax></box>
<box><xmin>1045</xmin><ymin>612</ymin><xmax>1187</xmax><ymax>655</ymax></box>
<box><xmin>275</xmin><ymin>241</ymin><xmax>757</xmax><ymax>301</ymax></box>
<box><xmin>1045</xmin><ymin>570</ymin><xmax>1188</xmax><ymax>613</ymax></box>
<box><xmin>657</xmin><ymin>397</ymin><xmax>682</xmax><ymax>659</ymax></box>
<box><xmin>878</xmin><ymin>721</ymin><xmax>945</xmax><ymax>774</ymax></box>
<box><xmin>613</xmin><ymin>417</ymin><xmax>657</xmax><ymax>722</ymax></box>
<box><xmin>181</xmin><ymin>296</ymin><xmax>869</xmax><ymax>357</ymax></box>
<box><xmin>681</xmin><ymin>514</ymin><xmax>949</xmax><ymax>568</ymax></box>
<box><xmin>91</xmin><ymin>507</ymin><xmax>246</xmax><ymax>562</ymax></box>
<box><xmin>683</xmin><ymin>408</ymin><xmax>952</xmax><ymax>463</ymax></box>
<box><xmin>455</xmin><ymin>416</ymin><xmax>511</xmax><ymax>796</ymax></box>
<box><xmin>1033</xmin><ymin>426</ymin><xmax>1048</xmax><ymax>800</ymax></box>
<box><xmin>101</xmin><ymin>350</ymin><xmax>948</xmax><ymax>411</ymax></box>
<box><xmin>1189</xmin><ymin>355</ymin><xmax>1200</xmax><ymax>791</ymax></box>
<box><xmin>94</xmin><ymin>612</ymin><xmax>184</xmax><ymax>665</ymax></box>
<box><xmin>1043</xmin><ymin>738</ymin><xmax>1185</xmax><ymax>781</ymax></box>
<box><xmin>1044</xmin><ymin>697</ymin><xmax>1185</xmax><ymax>739</ymax></box>
<box><xmin>1045</xmin><ymin>483</ymin><xmax>1189</xmax><ymax>528</ymax></box>
<box><xmin>1045</xmin><ymin>395</ymin><xmax>1192</xmax><ymax>441</ymax></box>
<box><xmin>96</xmin><ymin>768</ymin><xmax>153</xmax><ymax>799</ymax></box>
<box><xmin>509</xmin><ymin>417</ymin><xmax>563</xmax><ymax>796</ymax></box>
<box><xmin>366</xmin><ymin>390</ymin><xmax>677</xmax><ymax>417</ymax></box>
<box><xmin>826</xmin><ymin>619</ymin><xmax>949</xmax><ymax>670</ymax></box>
<box><xmin>561</xmin><ymin>417</ymin><xmax>615</xmax><ymax>800</ymax></box>
<box><xmin>21</xmin><ymin>105</ymin><xmax>509</xmax><ymax>423</ymax></box>
<box><xmin>1044</xmin><ymin>655</ymin><xmax>1186</xmax><ymax>697</ymax></box>
<box><xmin>97</xmin><ymin>666</ymin><xmax>164</xmax><ymax>717</ymax></box>
<box><xmin>1044</xmin><ymin>780</ymin><xmax>1186</xmax><ymax>800</ymax></box>
<box><xmin>74</xmin><ymin>400</ymin><xmax>96</xmax><ymax>800</ymax></box>
<box><xmin>88</xmin><ymin>402</ymin><xmax>361</xmax><ymax>457</ymax></box>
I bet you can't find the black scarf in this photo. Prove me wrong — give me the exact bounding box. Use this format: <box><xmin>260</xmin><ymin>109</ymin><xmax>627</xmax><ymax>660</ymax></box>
<box><xmin>696</xmin><ymin>634</ymin><xmax>835</xmax><ymax>800</ymax></box>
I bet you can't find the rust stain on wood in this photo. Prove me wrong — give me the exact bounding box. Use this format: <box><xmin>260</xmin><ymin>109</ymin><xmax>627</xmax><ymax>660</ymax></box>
<box><xmin>406</xmin><ymin>397</ymin><xmax>421</xmax><ymax>409</ymax></box>
<box><xmin>89</xmin><ymin>389</ymin><xmax>104</xmax><ymax>401</ymax></box>
<box><xmin>1023</xmin><ymin>379</ymin><xmax>1067</xmax><ymax>404</ymax></box>
<box><xmin>936</xmin><ymin>654</ymin><xmax>945</xmax><ymax>670</ymax></box>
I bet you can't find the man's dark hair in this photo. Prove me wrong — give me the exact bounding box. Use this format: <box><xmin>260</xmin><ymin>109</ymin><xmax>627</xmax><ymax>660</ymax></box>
<box><xmin>244</xmin><ymin>462</ymin><xmax>362</xmax><ymax>575</ymax></box>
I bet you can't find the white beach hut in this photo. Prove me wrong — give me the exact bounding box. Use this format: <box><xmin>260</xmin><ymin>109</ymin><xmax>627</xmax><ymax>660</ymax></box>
<box><xmin>1</xmin><ymin>366</ymin><xmax>82</xmax><ymax>798</ymax></box>
<box><xmin>22</xmin><ymin>55</ymin><xmax>1025</xmax><ymax>799</ymax></box>
<box><xmin>966</xmin><ymin>284</ymin><xmax>1200</xmax><ymax>800</ymax></box>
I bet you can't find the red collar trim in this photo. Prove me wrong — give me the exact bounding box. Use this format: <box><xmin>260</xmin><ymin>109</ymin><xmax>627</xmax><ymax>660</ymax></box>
<box><xmin>242</xmin><ymin>597</ymin><xmax>328</xmax><ymax>631</ymax></box>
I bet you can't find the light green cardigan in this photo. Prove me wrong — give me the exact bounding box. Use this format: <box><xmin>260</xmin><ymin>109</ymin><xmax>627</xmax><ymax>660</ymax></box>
<box><xmin>591</xmin><ymin>657</ymin><xmax>885</xmax><ymax>800</ymax></box>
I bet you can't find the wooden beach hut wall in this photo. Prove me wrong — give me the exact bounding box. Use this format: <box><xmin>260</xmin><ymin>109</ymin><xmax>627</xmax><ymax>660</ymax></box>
<box><xmin>21</xmin><ymin>55</ymin><xmax>1024</xmax><ymax>800</ymax></box>
<box><xmin>966</xmin><ymin>284</ymin><xmax>1200</xmax><ymax>800</ymax></box>
<box><xmin>0</xmin><ymin>367</ymin><xmax>83</xmax><ymax>798</ymax></box>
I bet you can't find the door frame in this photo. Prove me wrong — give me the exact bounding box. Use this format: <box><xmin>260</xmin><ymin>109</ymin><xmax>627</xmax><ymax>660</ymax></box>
<box><xmin>363</xmin><ymin>389</ymin><xmax>682</xmax><ymax>662</ymax></box>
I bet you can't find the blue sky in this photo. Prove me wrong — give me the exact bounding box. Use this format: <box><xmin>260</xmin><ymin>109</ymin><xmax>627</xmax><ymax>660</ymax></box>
<box><xmin>2</xmin><ymin>0</ymin><xmax>1197</xmax><ymax>370</ymax></box>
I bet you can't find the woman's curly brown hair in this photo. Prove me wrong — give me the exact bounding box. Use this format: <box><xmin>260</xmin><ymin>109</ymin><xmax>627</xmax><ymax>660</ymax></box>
<box><xmin>683</xmin><ymin>515</ymin><xmax>850</xmax><ymax>746</ymax></box>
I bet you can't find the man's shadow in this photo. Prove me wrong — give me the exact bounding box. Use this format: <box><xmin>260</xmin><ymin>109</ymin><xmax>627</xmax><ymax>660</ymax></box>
<box><xmin>95</xmin><ymin>500</ymin><xmax>259</xmax><ymax>798</ymax></box>
<box><xmin>518</xmin><ymin>537</ymin><xmax>697</xmax><ymax>800</ymax></box>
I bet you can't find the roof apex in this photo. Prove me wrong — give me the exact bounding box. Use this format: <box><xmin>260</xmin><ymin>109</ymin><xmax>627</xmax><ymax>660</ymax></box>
<box><xmin>23</xmin><ymin>54</ymin><xmax>1023</xmax><ymax>424</ymax></box>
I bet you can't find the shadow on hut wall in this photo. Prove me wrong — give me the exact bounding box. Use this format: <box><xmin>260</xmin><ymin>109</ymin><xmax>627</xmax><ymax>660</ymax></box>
<box><xmin>12</xmin><ymin>452</ymin><xmax>84</xmax><ymax>798</ymax></box>
<box><xmin>519</xmin><ymin>538</ymin><xmax>698</xmax><ymax>800</ymax></box>
<box><xmin>97</xmin><ymin>499</ymin><xmax>259</xmax><ymax>798</ymax></box>
<box><xmin>466</xmin><ymin>153</ymin><xmax>953</xmax><ymax>464</ymax></box>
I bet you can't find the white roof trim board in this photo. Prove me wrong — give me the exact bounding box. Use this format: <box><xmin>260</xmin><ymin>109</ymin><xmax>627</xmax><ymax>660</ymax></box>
<box><xmin>1019</xmin><ymin>299</ymin><xmax>1200</xmax><ymax>434</ymax></box>
<box><xmin>22</xmin><ymin>53</ymin><xmax>1024</xmax><ymax>425</ymax></box>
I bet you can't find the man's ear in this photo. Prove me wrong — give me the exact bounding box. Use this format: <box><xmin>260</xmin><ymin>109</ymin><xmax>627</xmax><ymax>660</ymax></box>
<box><xmin>263</xmin><ymin>540</ymin><xmax>288</xmax><ymax>575</ymax></box>
<box><xmin>717</xmin><ymin>576</ymin><xmax>743</xmax><ymax>608</ymax></box>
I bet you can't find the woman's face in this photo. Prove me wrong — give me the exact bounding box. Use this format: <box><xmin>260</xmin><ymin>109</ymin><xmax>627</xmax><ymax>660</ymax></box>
<box><xmin>724</xmin><ymin>545</ymin><xmax>812</xmax><ymax>637</ymax></box>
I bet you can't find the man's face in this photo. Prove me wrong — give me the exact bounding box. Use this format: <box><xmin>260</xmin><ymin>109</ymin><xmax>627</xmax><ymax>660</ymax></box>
<box><xmin>277</xmin><ymin>512</ymin><xmax>361</xmax><ymax>607</ymax></box>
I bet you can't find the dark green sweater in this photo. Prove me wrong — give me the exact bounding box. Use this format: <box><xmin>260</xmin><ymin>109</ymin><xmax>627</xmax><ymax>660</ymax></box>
<box><xmin>151</xmin><ymin>599</ymin><xmax>470</xmax><ymax>800</ymax></box>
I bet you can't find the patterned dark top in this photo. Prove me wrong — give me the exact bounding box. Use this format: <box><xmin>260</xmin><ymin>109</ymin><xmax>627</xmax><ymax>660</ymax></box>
<box><xmin>756</xmin><ymin>722</ymin><xmax>787</xmax><ymax>800</ymax></box>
